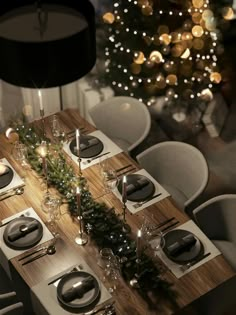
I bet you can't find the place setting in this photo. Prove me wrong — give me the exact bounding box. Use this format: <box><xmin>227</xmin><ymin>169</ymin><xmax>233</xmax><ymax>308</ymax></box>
<box><xmin>113</xmin><ymin>168</ymin><xmax>170</xmax><ymax>214</ymax></box>
<box><xmin>0</xmin><ymin>207</ymin><xmax>54</xmax><ymax>278</ymax></box>
<box><xmin>31</xmin><ymin>260</ymin><xmax>114</xmax><ymax>315</ymax></box>
<box><xmin>150</xmin><ymin>220</ymin><xmax>221</xmax><ymax>278</ymax></box>
<box><xmin>0</xmin><ymin>158</ymin><xmax>25</xmax><ymax>200</ymax></box>
<box><xmin>62</xmin><ymin>129</ymin><xmax>123</xmax><ymax>170</ymax></box>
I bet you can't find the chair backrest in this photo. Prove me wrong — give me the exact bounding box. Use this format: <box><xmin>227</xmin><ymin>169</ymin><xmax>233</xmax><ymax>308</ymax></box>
<box><xmin>193</xmin><ymin>194</ymin><xmax>236</xmax><ymax>241</ymax></box>
<box><xmin>137</xmin><ymin>141</ymin><xmax>209</xmax><ymax>208</ymax></box>
<box><xmin>89</xmin><ymin>96</ymin><xmax>151</xmax><ymax>152</ymax></box>
<box><xmin>0</xmin><ymin>302</ymin><xmax>24</xmax><ymax>315</ymax></box>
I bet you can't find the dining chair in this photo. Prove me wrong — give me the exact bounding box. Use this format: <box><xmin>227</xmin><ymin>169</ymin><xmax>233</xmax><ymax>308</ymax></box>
<box><xmin>0</xmin><ymin>292</ymin><xmax>24</xmax><ymax>315</ymax></box>
<box><xmin>136</xmin><ymin>141</ymin><xmax>209</xmax><ymax>212</ymax></box>
<box><xmin>192</xmin><ymin>194</ymin><xmax>236</xmax><ymax>271</ymax></box>
<box><xmin>89</xmin><ymin>96</ymin><xmax>151</xmax><ymax>154</ymax></box>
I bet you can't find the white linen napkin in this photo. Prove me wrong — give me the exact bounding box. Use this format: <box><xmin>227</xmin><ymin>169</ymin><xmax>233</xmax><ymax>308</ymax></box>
<box><xmin>63</xmin><ymin>130</ymin><xmax>123</xmax><ymax>169</ymax></box>
<box><xmin>0</xmin><ymin>158</ymin><xmax>25</xmax><ymax>195</ymax></box>
<box><xmin>31</xmin><ymin>260</ymin><xmax>113</xmax><ymax>315</ymax></box>
<box><xmin>113</xmin><ymin>168</ymin><xmax>170</xmax><ymax>214</ymax></box>
<box><xmin>0</xmin><ymin>207</ymin><xmax>54</xmax><ymax>278</ymax></box>
<box><xmin>153</xmin><ymin>220</ymin><xmax>221</xmax><ymax>278</ymax></box>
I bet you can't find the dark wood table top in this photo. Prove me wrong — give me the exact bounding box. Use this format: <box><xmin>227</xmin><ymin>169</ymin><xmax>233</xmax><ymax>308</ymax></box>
<box><xmin>0</xmin><ymin>109</ymin><xmax>234</xmax><ymax>315</ymax></box>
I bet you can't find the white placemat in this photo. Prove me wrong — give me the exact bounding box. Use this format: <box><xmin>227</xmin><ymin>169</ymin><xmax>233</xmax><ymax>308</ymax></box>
<box><xmin>31</xmin><ymin>260</ymin><xmax>113</xmax><ymax>315</ymax></box>
<box><xmin>0</xmin><ymin>158</ymin><xmax>25</xmax><ymax>195</ymax></box>
<box><xmin>0</xmin><ymin>207</ymin><xmax>54</xmax><ymax>278</ymax></box>
<box><xmin>153</xmin><ymin>220</ymin><xmax>221</xmax><ymax>278</ymax></box>
<box><xmin>63</xmin><ymin>130</ymin><xmax>123</xmax><ymax>169</ymax></box>
<box><xmin>113</xmin><ymin>168</ymin><xmax>170</xmax><ymax>214</ymax></box>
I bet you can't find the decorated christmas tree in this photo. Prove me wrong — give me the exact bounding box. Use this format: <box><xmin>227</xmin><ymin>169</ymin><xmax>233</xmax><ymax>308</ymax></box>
<box><xmin>102</xmin><ymin>0</ymin><xmax>234</xmax><ymax>120</ymax></box>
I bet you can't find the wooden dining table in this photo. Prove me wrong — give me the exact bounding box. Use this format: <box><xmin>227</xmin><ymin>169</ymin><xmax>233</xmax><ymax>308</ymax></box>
<box><xmin>0</xmin><ymin>108</ymin><xmax>235</xmax><ymax>315</ymax></box>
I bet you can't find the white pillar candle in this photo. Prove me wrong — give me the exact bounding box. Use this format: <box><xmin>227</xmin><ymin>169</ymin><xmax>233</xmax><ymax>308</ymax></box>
<box><xmin>76</xmin><ymin>186</ymin><xmax>81</xmax><ymax>216</ymax></box>
<box><xmin>38</xmin><ymin>89</ymin><xmax>43</xmax><ymax>111</ymax></box>
<box><xmin>75</xmin><ymin>128</ymin><xmax>80</xmax><ymax>152</ymax></box>
<box><xmin>122</xmin><ymin>175</ymin><xmax>127</xmax><ymax>204</ymax></box>
<box><xmin>137</xmin><ymin>229</ymin><xmax>142</xmax><ymax>259</ymax></box>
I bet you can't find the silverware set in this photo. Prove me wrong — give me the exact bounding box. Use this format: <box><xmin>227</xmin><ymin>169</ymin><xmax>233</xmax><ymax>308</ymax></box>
<box><xmin>0</xmin><ymin>186</ymin><xmax>25</xmax><ymax>201</ymax></box>
<box><xmin>179</xmin><ymin>252</ymin><xmax>211</xmax><ymax>272</ymax></box>
<box><xmin>82</xmin><ymin>151</ymin><xmax>111</xmax><ymax>164</ymax></box>
<box><xmin>133</xmin><ymin>192</ymin><xmax>162</xmax><ymax>208</ymax></box>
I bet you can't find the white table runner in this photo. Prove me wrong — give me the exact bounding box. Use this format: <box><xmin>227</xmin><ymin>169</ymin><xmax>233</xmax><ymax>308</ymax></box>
<box><xmin>63</xmin><ymin>130</ymin><xmax>123</xmax><ymax>169</ymax></box>
<box><xmin>113</xmin><ymin>168</ymin><xmax>170</xmax><ymax>214</ymax></box>
<box><xmin>153</xmin><ymin>220</ymin><xmax>221</xmax><ymax>278</ymax></box>
<box><xmin>0</xmin><ymin>158</ymin><xmax>25</xmax><ymax>195</ymax></box>
<box><xmin>0</xmin><ymin>207</ymin><xmax>54</xmax><ymax>278</ymax></box>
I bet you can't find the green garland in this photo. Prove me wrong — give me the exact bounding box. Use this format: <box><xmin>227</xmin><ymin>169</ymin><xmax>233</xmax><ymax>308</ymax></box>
<box><xmin>16</xmin><ymin>124</ymin><xmax>178</xmax><ymax>310</ymax></box>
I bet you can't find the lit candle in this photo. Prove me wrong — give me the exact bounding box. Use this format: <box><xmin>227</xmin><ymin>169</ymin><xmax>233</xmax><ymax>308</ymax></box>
<box><xmin>75</xmin><ymin>128</ymin><xmax>80</xmax><ymax>153</ymax></box>
<box><xmin>38</xmin><ymin>89</ymin><xmax>43</xmax><ymax>111</ymax></box>
<box><xmin>76</xmin><ymin>186</ymin><xmax>82</xmax><ymax>216</ymax></box>
<box><xmin>36</xmin><ymin>142</ymin><xmax>48</xmax><ymax>177</ymax></box>
<box><xmin>136</xmin><ymin>229</ymin><xmax>142</xmax><ymax>259</ymax></box>
<box><xmin>122</xmin><ymin>175</ymin><xmax>127</xmax><ymax>204</ymax></box>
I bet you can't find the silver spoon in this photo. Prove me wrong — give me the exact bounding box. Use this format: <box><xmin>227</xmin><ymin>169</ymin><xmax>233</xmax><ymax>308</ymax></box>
<box><xmin>22</xmin><ymin>241</ymin><xmax>57</xmax><ymax>265</ymax></box>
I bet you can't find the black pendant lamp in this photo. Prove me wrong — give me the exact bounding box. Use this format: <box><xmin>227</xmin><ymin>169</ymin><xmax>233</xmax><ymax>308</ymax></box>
<box><xmin>0</xmin><ymin>0</ymin><xmax>96</xmax><ymax>88</ymax></box>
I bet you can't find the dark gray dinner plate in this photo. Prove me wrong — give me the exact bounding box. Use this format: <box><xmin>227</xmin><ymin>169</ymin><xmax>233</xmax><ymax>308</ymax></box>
<box><xmin>57</xmin><ymin>271</ymin><xmax>100</xmax><ymax>311</ymax></box>
<box><xmin>117</xmin><ymin>174</ymin><xmax>155</xmax><ymax>202</ymax></box>
<box><xmin>3</xmin><ymin>217</ymin><xmax>43</xmax><ymax>250</ymax></box>
<box><xmin>0</xmin><ymin>166</ymin><xmax>14</xmax><ymax>189</ymax></box>
<box><xmin>163</xmin><ymin>229</ymin><xmax>204</xmax><ymax>264</ymax></box>
<box><xmin>69</xmin><ymin>135</ymin><xmax>104</xmax><ymax>158</ymax></box>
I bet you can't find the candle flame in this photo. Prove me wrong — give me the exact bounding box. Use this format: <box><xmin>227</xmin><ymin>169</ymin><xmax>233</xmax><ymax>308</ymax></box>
<box><xmin>76</xmin><ymin>186</ymin><xmax>81</xmax><ymax>194</ymax></box>
<box><xmin>123</xmin><ymin>175</ymin><xmax>127</xmax><ymax>183</ymax></box>
<box><xmin>76</xmin><ymin>129</ymin><xmax>80</xmax><ymax>137</ymax></box>
<box><xmin>38</xmin><ymin>90</ymin><xmax>41</xmax><ymax>97</ymax></box>
<box><xmin>138</xmin><ymin>229</ymin><xmax>142</xmax><ymax>237</ymax></box>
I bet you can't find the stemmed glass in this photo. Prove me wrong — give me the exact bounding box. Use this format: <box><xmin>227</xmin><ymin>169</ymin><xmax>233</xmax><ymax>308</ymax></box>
<box><xmin>99</xmin><ymin>248</ymin><xmax>121</xmax><ymax>294</ymax></box>
<box><xmin>99</xmin><ymin>158</ymin><xmax>118</xmax><ymax>193</ymax></box>
<box><xmin>41</xmin><ymin>193</ymin><xmax>61</xmax><ymax>236</ymax></box>
<box><xmin>12</xmin><ymin>142</ymin><xmax>29</xmax><ymax>169</ymax></box>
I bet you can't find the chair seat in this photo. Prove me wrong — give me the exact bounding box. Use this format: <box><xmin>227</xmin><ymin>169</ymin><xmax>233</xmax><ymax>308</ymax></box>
<box><xmin>213</xmin><ymin>240</ymin><xmax>236</xmax><ymax>270</ymax></box>
<box><xmin>111</xmin><ymin>137</ymin><xmax>131</xmax><ymax>152</ymax></box>
<box><xmin>163</xmin><ymin>184</ymin><xmax>188</xmax><ymax>210</ymax></box>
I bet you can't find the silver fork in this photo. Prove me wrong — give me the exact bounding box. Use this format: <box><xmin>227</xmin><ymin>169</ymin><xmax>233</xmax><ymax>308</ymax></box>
<box><xmin>180</xmin><ymin>252</ymin><xmax>211</xmax><ymax>272</ymax></box>
<box><xmin>133</xmin><ymin>193</ymin><xmax>162</xmax><ymax>208</ymax></box>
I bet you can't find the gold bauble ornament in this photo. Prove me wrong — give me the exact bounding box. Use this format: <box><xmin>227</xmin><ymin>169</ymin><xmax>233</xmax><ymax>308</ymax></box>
<box><xmin>181</xmin><ymin>48</ymin><xmax>191</xmax><ymax>59</ymax></box>
<box><xmin>171</xmin><ymin>44</ymin><xmax>184</xmax><ymax>57</ymax></box>
<box><xmin>193</xmin><ymin>38</ymin><xmax>204</xmax><ymax>50</ymax></box>
<box><xmin>166</xmin><ymin>74</ymin><xmax>177</xmax><ymax>85</ymax></box>
<box><xmin>142</xmin><ymin>5</ymin><xmax>153</xmax><ymax>16</ymax></box>
<box><xmin>192</xmin><ymin>25</ymin><xmax>204</xmax><ymax>37</ymax></box>
<box><xmin>192</xmin><ymin>0</ymin><xmax>204</xmax><ymax>9</ymax></box>
<box><xmin>143</xmin><ymin>35</ymin><xmax>153</xmax><ymax>46</ymax></box>
<box><xmin>156</xmin><ymin>74</ymin><xmax>166</xmax><ymax>89</ymax></box>
<box><xmin>210</xmin><ymin>72</ymin><xmax>222</xmax><ymax>84</ymax></box>
<box><xmin>202</xmin><ymin>10</ymin><xmax>213</xmax><ymax>20</ymax></box>
<box><xmin>222</xmin><ymin>7</ymin><xmax>234</xmax><ymax>20</ymax></box>
<box><xmin>200</xmin><ymin>88</ymin><xmax>213</xmax><ymax>101</ymax></box>
<box><xmin>133</xmin><ymin>51</ymin><xmax>145</xmax><ymax>64</ymax></box>
<box><xmin>170</xmin><ymin>32</ymin><xmax>181</xmax><ymax>43</ymax></box>
<box><xmin>192</xmin><ymin>12</ymin><xmax>202</xmax><ymax>24</ymax></box>
<box><xmin>150</xmin><ymin>50</ymin><xmax>163</xmax><ymax>63</ymax></box>
<box><xmin>182</xmin><ymin>32</ymin><xmax>193</xmax><ymax>41</ymax></box>
<box><xmin>103</xmin><ymin>12</ymin><xmax>115</xmax><ymax>24</ymax></box>
<box><xmin>158</xmin><ymin>25</ymin><xmax>169</xmax><ymax>35</ymax></box>
<box><xmin>161</xmin><ymin>46</ymin><xmax>171</xmax><ymax>55</ymax></box>
<box><xmin>159</xmin><ymin>33</ymin><xmax>171</xmax><ymax>45</ymax></box>
<box><xmin>130</xmin><ymin>63</ymin><xmax>141</xmax><ymax>74</ymax></box>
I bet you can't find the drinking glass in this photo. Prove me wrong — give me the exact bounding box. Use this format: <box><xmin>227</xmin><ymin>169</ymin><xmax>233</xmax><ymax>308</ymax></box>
<box><xmin>41</xmin><ymin>193</ymin><xmax>61</xmax><ymax>236</ymax></box>
<box><xmin>12</xmin><ymin>142</ymin><xmax>29</xmax><ymax>168</ymax></box>
<box><xmin>99</xmin><ymin>248</ymin><xmax>121</xmax><ymax>294</ymax></box>
<box><xmin>51</xmin><ymin>114</ymin><xmax>61</xmax><ymax>138</ymax></box>
<box><xmin>99</xmin><ymin>158</ymin><xmax>118</xmax><ymax>193</ymax></box>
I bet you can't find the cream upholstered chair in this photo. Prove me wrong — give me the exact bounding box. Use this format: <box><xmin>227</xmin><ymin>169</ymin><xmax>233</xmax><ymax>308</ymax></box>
<box><xmin>193</xmin><ymin>194</ymin><xmax>236</xmax><ymax>271</ymax></box>
<box><xmin>136</xmin><ymin>141</ymin><xmax>209</xmax><ymax>212</ymax></box>
<box><xmin>89</xmin><ymin>96</ymin><xmax>151</xmax><ymax>154</ymax></box>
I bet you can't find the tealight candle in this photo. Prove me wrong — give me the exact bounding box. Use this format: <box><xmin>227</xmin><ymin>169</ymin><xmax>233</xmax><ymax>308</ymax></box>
<box><xmin>76</xmin><ymin>186</ymin><xmax>82</xmax><ymax>216</ymax></box>
<box><xmin>122</xmin><ymin>175</ymin><xmax>127</xmax><ymax>204</ymax></box>
<box><xmin>38</xmin><ymin>90</ymin><xmax>43</xmax><ymax>111</ymax></box>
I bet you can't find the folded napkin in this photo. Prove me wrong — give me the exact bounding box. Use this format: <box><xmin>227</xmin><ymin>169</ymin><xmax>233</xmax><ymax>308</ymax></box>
<box><xmin>167</xmin><ymin>234</ymin><xmax>196</xmax><ymax>257</ymax></box>
<box><xmin>127</xmin><ymin>178</ymin><xmax>149</xmax><ymax>195</ymax></box>
<box><xmin>8</xmin><ymin>220</ymin><xmax>40</xmax><ymax>242</ymax></box>
<box><xmin>80</xmin><ymin>138</ymin><xmax>99</xmax><ymax>151</ymax></box>
<box><xmin>0</xmin><ymin>166</ymin><xmax>10</xmax><ymax>176</ymax></box>
<box><xmin>62</xmin><ymin>276</ymin><xmax>95</xmax><ymax>303</ymax></box>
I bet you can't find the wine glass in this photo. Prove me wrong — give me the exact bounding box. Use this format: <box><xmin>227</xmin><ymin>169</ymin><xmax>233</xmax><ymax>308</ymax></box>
<box><xmin>12</xmin><ymin>142</ymin><xmax>29</xmax><ymax>168</ymax></box>
<box><xmin>99</xmin><ymin>158</ymin><xmax>118</xmax><ymax>193</ymax></box>
<box><xmin>99</xmin><ymin>248</ymin><xmax>121</xmax><ymax>294</ymax></box>
<box><xmin>41</xmin><ymin>193</ymin><xmax>61</xmax><ymax>236</ymax></box>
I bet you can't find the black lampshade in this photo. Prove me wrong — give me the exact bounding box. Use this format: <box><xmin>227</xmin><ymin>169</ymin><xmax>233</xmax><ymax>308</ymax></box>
<box><xmin>0</xmin><ymin>0</ymin><xmax>96</xmax><ymax>88</ymax></box>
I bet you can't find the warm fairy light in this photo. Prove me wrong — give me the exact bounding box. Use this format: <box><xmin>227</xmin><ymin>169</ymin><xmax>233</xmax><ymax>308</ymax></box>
<box><xmin>200</xmin><ymin>88</ymin><xmax>213</xmax><ymax>101</ymax></box>
<box><xmin>36</xmin><ymin>141</ymin><xmax>47</xmax><ymax>158</ymax></box>
<box><xmin>159</xmin><ymin>34</ymin><xmax>171</xmax><ymax>45</ymax></box>
<box><xmin>181</xmin><ymin>48</ymin><xmax>191</xmax><ymax>59</ymax></box>
<box><xmin>166</xmin><ymin>74</ymin><xmax>177</xmax><ymax>85</ymax></box>
<box><xmin>133</xmin><ymin>51</ymin><xmax>145</xmax><ymax>64</ymax></box>
<box><xmin>149</xmin><ymin>50</ymin><xmax>163</xmax><ymax>63</ymax></box>
<box><xmin>192</xmin><ymin>0</ymin><xmax>204</xmax><ymax>9</ymax></box>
